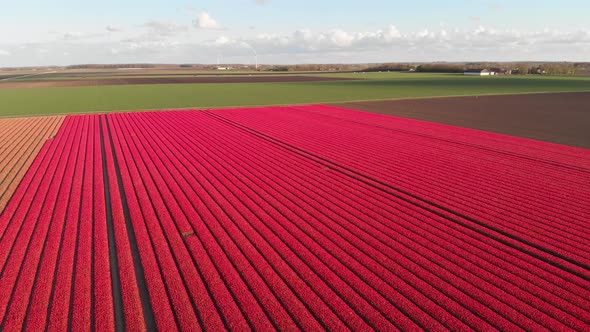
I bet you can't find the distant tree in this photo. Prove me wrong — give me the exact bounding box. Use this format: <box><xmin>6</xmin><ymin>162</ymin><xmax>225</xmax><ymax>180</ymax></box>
<box><xmin>539</xmin><ymin>63</ymin><xmax>576</xmax><ymax>75</ymax></box>
<box><xmin>361</xmin><ymin>63</ymin><xmax>410</xmax><ymax>72</ymax></box>
<box><xmin>268</xmin><ymin>66</ymin><xmax>289</xmax><ymax>72</ymax></box>
<box><xmin>416</xmin><ymin>64</ymin><xmax>464</xmax><ymax>73</ymax></box>
<box><xmin>512</xmin><ymin>63</ymin><xmax>533</xmax><ymax>75</ymax></box>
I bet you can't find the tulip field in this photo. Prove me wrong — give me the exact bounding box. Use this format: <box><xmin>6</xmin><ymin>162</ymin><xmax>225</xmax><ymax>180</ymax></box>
<box><xmin>0</xmin><ymin>105</ymin><xmax>588</xmax><ymax>331</ymax></box>
<box><xmin>0</xmin><ymin>116</ymin><xmax>64</xmax><ymax>212</ymax></box>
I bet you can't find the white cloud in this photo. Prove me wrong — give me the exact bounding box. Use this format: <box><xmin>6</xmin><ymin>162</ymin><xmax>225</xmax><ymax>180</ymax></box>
<box><xmin>60</xmin><ymin>31</ymin><xmax>108</xmax><ymax>42</ymax></box>
<box><xmin>329</xmin><ymin>29</ymin><xmax>355</xmax><ymax>47</ymax></box>
<box><xmin>63</xmin><ymin>32</ymin><xmax>84</xmax><ymax>40</ymax></box>
<box><xmin>383</xmin><ymin>25</ymin><xmax>402</xmax><ymax>41</ymax></box>
<box><xmin>106</xmin><ymin>25</ymin><xmax>121</xmax><ymax>32</ymax></box>
<box><xmin>255</xmin><ymin>0</ymin><xmax>270</xmax><ymax>5</ymax></box>
<box><xmin>232</xmin><ymin>26</ymin><xmax>590</xmax><ymax>54</ymax></box>
<box><xmin>143</xmin><ymin>20</ymin><xmax>188</xmax><ymax>36</ymax></box>
<box><xmin>214</xmin><ymin>36</ymin><xmax>231</xmax><ymax>46</ymax></box>
<box><xmin>194</xmin><ymin>12</ymin><xmax>221</xmax><ymax>30</ymax></box>
<box><xmin>213</xmin><ymin>25</ymin><xmax>406</xmax><ymax>53</ymax></box>
<box><xmin>2</xmin><ymin>25</ymin><xmax>590</xmax><ymax>66</ymax></box>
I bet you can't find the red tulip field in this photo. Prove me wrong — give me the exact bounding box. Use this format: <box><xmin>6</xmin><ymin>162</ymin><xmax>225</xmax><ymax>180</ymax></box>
<box><xmin>0</xmin><ymin>105</ymin><xmax>588</xmax><ymax>331</ymax></box>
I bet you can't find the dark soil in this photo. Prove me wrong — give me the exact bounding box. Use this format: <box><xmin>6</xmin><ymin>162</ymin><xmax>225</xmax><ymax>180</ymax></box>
<box><xmin>0</xmin><ymin>75</ymin><xmax>355</xmax><ymax>89</ymax></box>
<box><xmin>37</xmin><ymin>71</ymin><xmax>358</xmax><ymax>79</ymax></box>
<box><xmin>330</xmin><ymin>92</ymin><xmax>590</xmax><ymax>149</ymax></box>
<box><xmin>0</xmin><ymin>74</ymin><xmax>24</xmax><ymax>80</ymax></box>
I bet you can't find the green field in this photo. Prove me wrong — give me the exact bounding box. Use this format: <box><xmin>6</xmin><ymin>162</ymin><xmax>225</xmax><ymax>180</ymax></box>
<box><xmin>1</xmin><ymin>73</ymin><xmax>589</xmax><ymax>117</ymax></box>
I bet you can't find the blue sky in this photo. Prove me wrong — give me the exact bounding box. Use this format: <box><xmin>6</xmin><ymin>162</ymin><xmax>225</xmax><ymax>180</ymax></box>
<box><xmin>1</xmin><ymin>0</ymin><xmax>589</xmax><ymax>66</ymax></box>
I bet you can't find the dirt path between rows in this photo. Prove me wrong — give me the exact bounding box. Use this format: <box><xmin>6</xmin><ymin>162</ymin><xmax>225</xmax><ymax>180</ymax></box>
<box><xmin>0</xmin><ymin>75</ymin><xmax>355</xmax><ymax>89</ymax></box>
<box><xmin>330</xmin><ymin>92</ymin><xmax>590</xmax><ymax>149</ymax></box>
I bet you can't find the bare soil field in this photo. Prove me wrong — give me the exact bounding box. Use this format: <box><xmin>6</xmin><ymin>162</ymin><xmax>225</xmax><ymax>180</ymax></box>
<box><xmin>0</xmin><ymin>75</ymin><xmax>355</xmax><ymax>89</ymax></box>
<box><xmin>331</xmin><ymin>92</ymin><xmax>590</xmax><ymax>149</ymax></box>
<box><xmin>36</xmin><ymin>70</ymin><xmax>357</xmax><ymax>79</ymax></box>
<box><xmin>0</xmin><ymin>75</ymin><xmax>25</xmax><ymax>80</ymax></box>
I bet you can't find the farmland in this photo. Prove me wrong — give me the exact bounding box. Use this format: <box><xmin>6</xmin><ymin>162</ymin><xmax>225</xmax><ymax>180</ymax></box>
<box><xmin>1</xmin><ymin>72</ymin><xmax>590</xmax><ymax>117</ymax></box>
<box><xmin>0</xmin><ymin>105</ymin><xmax>589</xmax><ymax>330</ymax></box>
<box><xmin>0</xmin><ymin>116</ymin><xmax>64</xmax><ymax>211</ymax></box>
<box><xmin>332</xmin><ymin>92</ymin><xmax>590</xmax><ymax>149</ymax></box>
<box><xmin>0</xmin><ymin>69</ymin><xmax>589</xmax><ymax>330</ymax></box>
<box><xmin>3</xmin><ymin>0</ymin><xmax>590</xmax><ymax>328</ymax></box>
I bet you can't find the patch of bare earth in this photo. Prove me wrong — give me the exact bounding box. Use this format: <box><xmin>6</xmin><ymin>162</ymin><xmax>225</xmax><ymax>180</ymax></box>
<box><xmin>0</xmin><ymin>75</ymin><xmax>356</xmax><ymax>89</ymax></box>
<box><xmin>330</xmin><ymin>92</ymin><xmax>590</xmax><ymax>149</ymax></box>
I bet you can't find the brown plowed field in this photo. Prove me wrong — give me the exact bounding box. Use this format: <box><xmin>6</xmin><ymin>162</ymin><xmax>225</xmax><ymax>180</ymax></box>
<box><xmin>331</xmin><ymin>92</ymin><xmax>590</xmax><ymax>149</ymax></box>
<box><xmin>0</xmin><ymin>116</ymin><xmax>64</xmax><ymax>212</ymax></box>
<box><xmin>36</xmin><ymin>70</ymin><xmax>357</xmax><ymax>79</ymax></box>
<box><xmin>0</xmin><ymin>75</ymin><xmax>355</xmax><ymax>89</ymax></box>
<box><xmin>0</xmin><ymin>75</ymin><xmax>24</xmax><ymax>80</ymax></box>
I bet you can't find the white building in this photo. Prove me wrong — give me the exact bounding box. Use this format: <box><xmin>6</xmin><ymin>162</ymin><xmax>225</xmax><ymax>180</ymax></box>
<box><xmin>464</xmin><ymin>69</ymin><xmax>491</xmax><ymax>76</ymax></box>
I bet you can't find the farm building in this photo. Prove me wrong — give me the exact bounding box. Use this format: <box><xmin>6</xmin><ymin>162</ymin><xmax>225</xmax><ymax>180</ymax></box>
<box><xmin>490</xmin><ymin>68</ymin><xmax>513</xmax><ymax>75</ymax></box>
<box><xmin>464</xmin><ymin>69</ymin><xmax>492</xmax><ymax>76</ymax></box>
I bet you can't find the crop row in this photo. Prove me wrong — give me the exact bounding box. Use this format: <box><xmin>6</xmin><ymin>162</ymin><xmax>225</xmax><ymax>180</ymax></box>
<box><xmin>0</xmin><ymin>106</ymin><xmax>588</xmax><ymax>330</ymax></box>
<box><xmin>210</xmin><ymin>106</ymin><xmax>590</xmax><ymax>270</ymax></box>
<box><xmin>0</xmin><ymin>116</ymin><xmax>64</xmax><ymax>213</ymax></box>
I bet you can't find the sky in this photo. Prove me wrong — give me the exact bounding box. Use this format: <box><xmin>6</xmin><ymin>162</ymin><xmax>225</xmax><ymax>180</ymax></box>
<box><xmin>0</xmin><ymin>0</ymin><xmax>589</xmax><ymax>67</ymax></box>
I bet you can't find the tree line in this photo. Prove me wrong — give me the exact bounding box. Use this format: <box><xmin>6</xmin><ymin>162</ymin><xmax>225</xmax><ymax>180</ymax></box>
<box><xmin>357</xmin><ymin>62</ymin><xmax>582</xmax><ymax>75</ymax></box>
